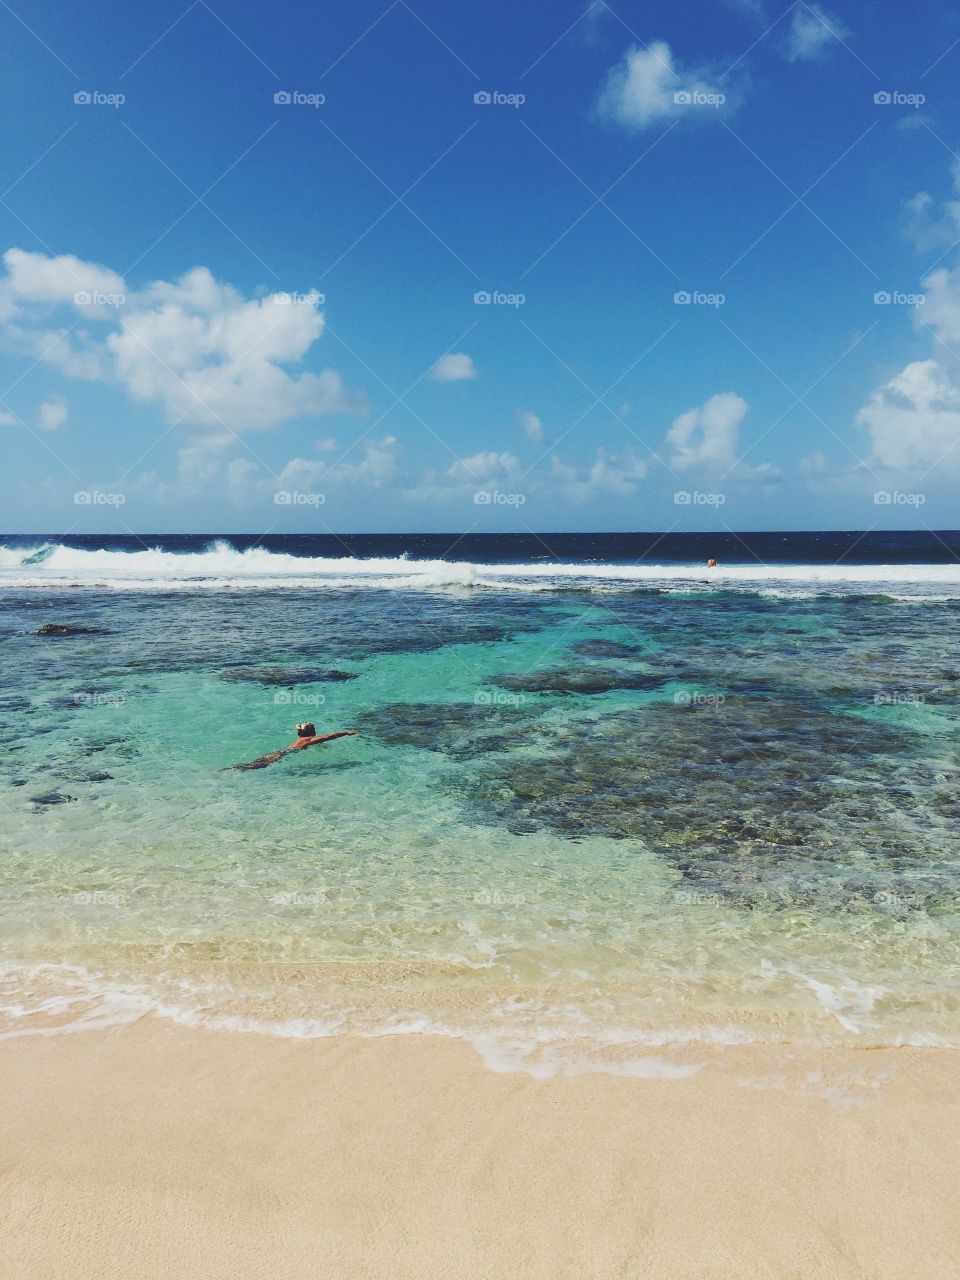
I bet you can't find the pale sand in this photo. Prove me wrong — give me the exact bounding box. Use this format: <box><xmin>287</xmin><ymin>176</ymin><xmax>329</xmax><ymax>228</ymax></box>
<box><xmin>1</xmin><ymin>1023</ymin><xmax>958</xmax><ymax>1279</ymax></box>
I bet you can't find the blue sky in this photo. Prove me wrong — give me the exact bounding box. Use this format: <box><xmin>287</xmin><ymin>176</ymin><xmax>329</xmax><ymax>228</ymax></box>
<box><xmin>1</xmin><ymin>0</ymin><xmax>959</xmax><ymax>533</ymax></box>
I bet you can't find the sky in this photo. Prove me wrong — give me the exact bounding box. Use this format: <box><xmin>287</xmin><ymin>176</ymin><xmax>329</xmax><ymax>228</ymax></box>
<box><xmin>1</xmin><ymin>0</ymin><xmax>959</xmax><ymax>534</ymax></box>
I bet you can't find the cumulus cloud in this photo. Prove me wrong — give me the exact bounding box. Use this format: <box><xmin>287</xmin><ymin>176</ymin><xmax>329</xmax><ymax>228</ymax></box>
<box><xmin>856</xmin><ymin>359</ymin><xmax>960</xmax><ymax>472</ymax></box>
<box><xmin>666</xmin><ymin>392</ymin><xmax>742</xmax><ymax>468</ymax></box>
<box><xmin>0</xmin><ymin>247</ymin><xmax>124</xmax><ymax>321</ymax></box>
<box><xmin>164</xmin><ymin>434</ymin><xmax>401</xmax><ymax>506</ymax></box>
<box><xmin>783</xmin><ymin>4</ymin><xmax>850</xmax><ymax>62</ymax></box>
<box><xmin>904</xmin><ymin>186</ymin><xmax>960</xmax><ymax>252</ymax></box>
<box><xmin>417</xmin><ymin>450</ymin><xmax>521</xmax><ymax>492</ymax></box>
<box><xmin>550</xmin><ymin>446</ymin><xmax>647</xmax><ymax>499</ymax></box>
<box><xmin>666</xmin><ymin>391</ymin><xmax>779</xmax><ymax>482</ymax></box>
<box><xmin>848</xmin><ymin>257</ymin><xmax>960</xmax><ymax>478</ymax></box>
<box><xmin>38</xmin><ymin>396</ymin><xmax>68</xmax><ymax>431</ymax></box>
<box><xmin>916</xmin><ymin>263</ymin><xmax>960</xmax><ymax>344</ymax></box>
<box><xmin>0</xmin><ymin>249</ymin><xmax>365</xmax><ymax>431</ymax></box>
<box><xmin>595</xmin><ymin>40</ymin><xmax>729</xmax><ymax>132</ymax></box>
<box><xmin>429</xmin><ymin>352</ymin><xmax>477</xmax><ymax>383</ymax></box>
<box><xmin>516</xmin><ymin>410</ymin><xmax>544</xmax><ymax>443</ymax></box>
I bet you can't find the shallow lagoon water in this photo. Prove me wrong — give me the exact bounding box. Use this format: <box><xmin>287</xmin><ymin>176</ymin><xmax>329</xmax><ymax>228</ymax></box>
<box><xmin>2</xmin><ymin>537</ymin><xmax>960</xmax><ymax>1068</ymax></box>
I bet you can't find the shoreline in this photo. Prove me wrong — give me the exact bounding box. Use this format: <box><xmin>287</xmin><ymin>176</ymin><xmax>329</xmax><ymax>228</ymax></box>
<box><xmin>2</xmin><ymin>1020</ymin><xmax>958</xmax><ymax>1278</ymax></box>
<box><xmin>5</xmin><ymin>956</ymin><xmax>958</xmax><ymax>1064</ymax></box>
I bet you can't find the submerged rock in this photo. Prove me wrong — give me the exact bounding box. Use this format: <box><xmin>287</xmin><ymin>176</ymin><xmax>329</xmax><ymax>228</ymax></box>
<box><xmin>572</xmin><ymin>639</ymin><xmax>647</xmax><ymax>659</ymax></box>
<box><xmin>33</xmin><ymin>624</ymin><xmax>103</xmax><ymax>637</ymax></box>
<box><xmin>30</xmin><ymin>791</ymin><xmax>76</xmax><ymax>805</ymax></box>
<box><xmin>54</xmin><ymin>768</ymin><xmax>114</xmax><ymax>783</ymax></box>
<box><xmin>81</xmin><ymin>736</ymin><xmax>129</xmax><ymax>755</ymax></box>
<box><xmin>493</xmin><ymin>667</ymin><xmax>664</xmax><ymax>695</ymax></box>
<box><xmin>356</xmin><ymin>700</ymin><xmax>537</xmax><ymax>757</ymax></box>
<box><xmin>220</xmin><ymin>666</ymin><xmax>358</xmax><ymax>686</ymax></box>
<box><xmin>447</xmin><ymin>696</ymin><xmax>960</xmax><ymax>913</ymax></box>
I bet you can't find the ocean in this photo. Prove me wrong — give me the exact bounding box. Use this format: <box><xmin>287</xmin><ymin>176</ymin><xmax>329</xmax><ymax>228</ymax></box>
<box><xmin>1</xmin><ymin>531</ymin><xmax>959</xmax><ymax>1074</ymax></box>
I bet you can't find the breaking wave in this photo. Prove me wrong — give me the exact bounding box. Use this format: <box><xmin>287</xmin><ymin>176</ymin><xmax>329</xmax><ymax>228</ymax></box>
<box><xmin>2</xmin><ymin>539</ymin><xmax>960</xmax><ymax>598</ymax></box>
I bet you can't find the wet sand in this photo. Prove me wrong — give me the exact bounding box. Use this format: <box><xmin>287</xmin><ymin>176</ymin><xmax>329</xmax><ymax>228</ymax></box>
<box><xmin>1</xmin><ymin>1022</ymin><xmax>958</xmax><ymax>1279</ymax></box>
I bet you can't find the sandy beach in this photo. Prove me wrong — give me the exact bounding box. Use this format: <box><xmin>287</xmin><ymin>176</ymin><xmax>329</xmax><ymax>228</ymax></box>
<box><xmin>1</xmin><ymin>1023</ymin><xmax>958</xmax><ymax>1280</ymax></box>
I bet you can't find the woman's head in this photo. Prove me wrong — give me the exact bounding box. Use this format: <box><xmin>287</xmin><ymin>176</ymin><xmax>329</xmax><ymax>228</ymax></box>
<box><xmin>296</xmin><ymin>722</ymin><xmax>316</xmax><ymax>737</ymax></box>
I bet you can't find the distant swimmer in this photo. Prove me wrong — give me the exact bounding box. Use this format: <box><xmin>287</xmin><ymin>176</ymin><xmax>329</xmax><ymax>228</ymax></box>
<box><xmin>226</xmin><ymin>722</ymin><xmax>359</xmax><ymax>771</ymax></box>
<box><xmin>707</xmin><ymin>558</ymin><xmax>718</xmax><ymax>568</ymax></box>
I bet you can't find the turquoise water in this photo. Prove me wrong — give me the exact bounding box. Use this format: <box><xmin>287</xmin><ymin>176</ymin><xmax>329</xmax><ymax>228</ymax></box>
<box><xmin>2</xmin><ymin>552</ymin><xmax>960</xmax><ymax>1066</ymax></box>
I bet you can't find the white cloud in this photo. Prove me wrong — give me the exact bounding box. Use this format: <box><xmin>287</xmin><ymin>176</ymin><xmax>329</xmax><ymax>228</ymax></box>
<box><xmin>666</xmin><ymin>391</ymin><xmax>747</xmax><ymax>469</ymax></box>
<box><xmin>725</xmin><ymin>0</ymin><xmax>765</xmax><ymax>16</ymax></box>
<box><xmin>408</xmin><ymin>449</ymin><xmax>521</xmax><ymax>502</ymax></box>
<box><xmin>666</xmin><ymin>391</ymin><xmax>779</xmax><ymax>482</ymax></box>
<box><xmin>783</xmin><ymin>4</ymin><xmax>850</xmax><ymax>62</ymax></box>
<box><xmin>438</xmin><ymin>451</ymin><xmax>520</xmax><ymax>487</ymax></box>
<box><xmin>429</xmin><ymin>352</ymin><xmax>477</xmax><ymax>383</ymax></box>
<box><xmin>158</xmin><ymin>434</ymin><xmax>401</xmax><ymax>506</ymax></box>
<box><xmin>450</xmin><ymin>450</ymin><xmax>519</xmax><ymax>484</ymax></box>
<box><xmin>904</xmin><ymin>161</ymin><xmax>960</xmax><ymax>252</ymax></box>
<box><xmin>595</xmin><ymin>41</ymin><xmax>728</xmax><ymax>132</ymax></box>
<box><xmin>581</xmin><ymin>1</ymin><xmax>610</xmax><ymax>46</ymax></box>
<box><xmin>904</xmin><ymin>190</ymin><xmax>960</xmax><ymax>252</ymax></box>
<box><xmin>516</xmin><ymin>410</ymin><xmax>544</xmax><ymax>443</ymax></box>
<box><xmin>327</xmin><ymin>435</ymin><xmax>401</xmax><ymax>487</ymax></box>
<box><xmin>0</xmin><ymin>408</ymin><xmax>17</xmax><ymax>427</ymax></box>
<box><xmin>0</xmin><ymin>250</ymin><xmax>366</xmax><ymax>431</ymax></box>
<box><xmin>38</xmin><ymin>396</ymin><xmax>68</xmax><ymax>431</ymax></box>
<box><xmin>268</xmin><ymin>437</ymin><xmax>401</xmax><ymax>495</ymax></box>
<box><xmin>915</xmin><ymin>263</ymin><xmax>960</xmax><ymax>344</ymax></box>
<box><xmin>856</xmin><ymin>359</ymin><xmax>960</xmax><ymax>471</ymax></box>
<box><xmin>550</xmin><ymin>446</ymin><xmax>647</xmax><ymax>499</ymax></box>
<box><xmin>848</xmin><ymin>253</ymin><xmax>960</xmax><ymax>478</ymax></box>
<box><xmin>0</xmin><ymin>247</ymin><xmax>124</xmax><ymax>321</ymax></box>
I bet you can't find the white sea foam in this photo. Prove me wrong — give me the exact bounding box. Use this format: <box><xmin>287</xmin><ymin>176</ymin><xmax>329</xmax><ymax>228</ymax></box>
<box><xmin>2</xmin><ymin>540</ymin><xmax>959</xmax><ymax>597</ymax></box>
<box><xmin>0</xmin><ymin>962</ymin><xmax>761</xmax><ymax>1080</ymax></box>
<box><xmin>0</xmin><ymin>960</ymin><xmax>946</xmax><ymax>1079</ymax></box>
<box><xmin>760</xmin><ymin>959</ymin><xmax>886</xmax><ymax>1036</ymax></box>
